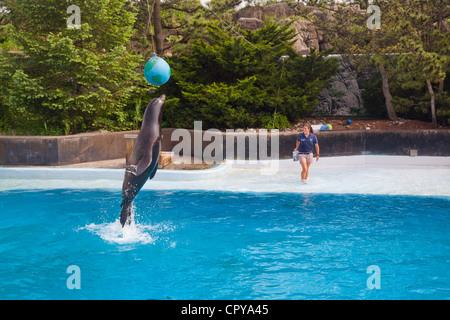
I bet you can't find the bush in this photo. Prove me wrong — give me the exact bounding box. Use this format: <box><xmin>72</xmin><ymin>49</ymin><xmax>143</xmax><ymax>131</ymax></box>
<box><xmin>261</xmin><ymin>113</ymin><xmax>291</xmax><ymax>130</ymax></box>
<box><xmin>157</xmin><ymin>22</ymin><xmax>339</xmax><ymax>129</ymax></box>
<box><xmin>0</xmin><ymin>0</ymin><xmax>147</xmax><ymax>135</ymax></box>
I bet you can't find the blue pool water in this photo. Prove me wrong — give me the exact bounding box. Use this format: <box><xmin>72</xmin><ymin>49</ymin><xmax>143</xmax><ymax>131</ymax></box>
<box><xmin>0</xmin><ymin>189</ymin><xmax>448</xmax><ymax>300</ymax></box>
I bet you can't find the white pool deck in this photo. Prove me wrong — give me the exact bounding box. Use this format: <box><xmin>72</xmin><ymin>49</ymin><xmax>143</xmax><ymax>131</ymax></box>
<box><xmin>0</xmin><ymin>156</ymin><xmax>449</xmax><ymax>197</ymax></box>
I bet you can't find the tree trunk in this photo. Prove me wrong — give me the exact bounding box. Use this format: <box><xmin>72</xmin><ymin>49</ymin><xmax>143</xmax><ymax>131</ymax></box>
<box><xmin>426</xmin><ymin>79</ymin><xmax>437</xmax><ymax>128</ymax></box>
<box><xmin>378</xmin><ymin>64</ymin><xmax>398</xmax><ymax>121</ymax></box>
<box><xmin>153</xmin><ymin>0</ymin><xmax>164</xmax><ymax>55</ymax></box>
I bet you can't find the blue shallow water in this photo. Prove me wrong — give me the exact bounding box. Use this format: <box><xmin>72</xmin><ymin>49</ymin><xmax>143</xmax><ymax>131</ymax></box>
<box><xmin>0</xmin><ymin>189</ymin><xmax>448</xmax><ymax>300</ymax></box>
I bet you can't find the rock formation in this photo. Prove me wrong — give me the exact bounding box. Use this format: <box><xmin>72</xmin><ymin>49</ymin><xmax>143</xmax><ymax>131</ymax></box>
<box><xmin>317</xmin><ymin>59</ymin><xmax>364</xmax><ymax>116</ymax></box>
<box><xmin>231</xmin><ymin>2</ymin><xmax>331</xmax><ymax>55</ymax></box>
<box><xmin>232</xmin><ymin>3</ymin><xmax>365</xmax><ymax>116</ymax></box>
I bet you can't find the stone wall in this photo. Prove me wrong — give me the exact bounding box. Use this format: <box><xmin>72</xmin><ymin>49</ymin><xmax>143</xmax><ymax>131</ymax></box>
<box><xmin>1</xmin><ymin>129</ymin><xmax>448</xmax><ymax>166</ymax></box>
<box><xmin>0</xmin><ymin>131</ymin><xmax>130</xmax><ymax>166</ymax></box>
<box><xmin>162</xmin><ymin>129</ymin><xmax>449</xmax><ymax>160</ymax></box>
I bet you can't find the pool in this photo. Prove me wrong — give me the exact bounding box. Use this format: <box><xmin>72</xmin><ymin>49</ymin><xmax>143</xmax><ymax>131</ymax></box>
<box><xmin>0</xmin><ymin>188</ymin><xmax>448</xmax><ymax>300</ymax></box>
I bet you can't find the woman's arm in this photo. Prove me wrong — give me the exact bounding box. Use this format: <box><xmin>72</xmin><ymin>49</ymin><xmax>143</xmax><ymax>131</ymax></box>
<box><xmin>315</xmin><ymin>143</ymin><xmax>320</xmax><ymax>161</ymax></box>
<box><xmin>294</xmin><ymin>140</ymin><xmax>300</xmax><ymax>151</ymax></box>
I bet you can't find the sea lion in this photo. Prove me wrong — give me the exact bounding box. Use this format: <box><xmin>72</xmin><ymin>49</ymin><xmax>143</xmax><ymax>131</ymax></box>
<box><xmin>120</xmin><ymin>95</ymin><xmax>165</xmax><ymax>227</ymax></box>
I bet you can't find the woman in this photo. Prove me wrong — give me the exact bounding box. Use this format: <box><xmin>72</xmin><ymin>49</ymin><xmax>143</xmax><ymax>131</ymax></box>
<box><xmin>293</xmin><ymin>124</ymin><xmax>320</xmax><ymax>183</ymax></box>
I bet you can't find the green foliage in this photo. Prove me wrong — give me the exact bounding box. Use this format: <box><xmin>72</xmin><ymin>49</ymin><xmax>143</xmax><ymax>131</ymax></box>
<box><xmin>158</xmin><ymin>22</ymin><xmax>338</xmax><ymax>129</ymax></box>
<box><xmin>128</xmin><ymin>0</ymin><xmax>211</xmax><ymax>56</ymax></box>
<box><xmin>261</xmin><ymin>113</ymin><xmax>290</xmax><ymax>130</ymax></box>
<box><xmin>0</xmin><ymin>0</ymin><xmax>149</xmax><ymax>135</ymax></box>
<box><xmin>309</xmin><ymin>0</ymin><xmax>450</xmax><ymax>125</ymax></box>
<box><xmin>392</xmin><ymin>0</ymin><xmax>450</xmax><ymax>126</ymax></box>
<box><xmin>0</xmin><ymin>0</ymin><xmax>447</xmax><ymax>135</ymax></box>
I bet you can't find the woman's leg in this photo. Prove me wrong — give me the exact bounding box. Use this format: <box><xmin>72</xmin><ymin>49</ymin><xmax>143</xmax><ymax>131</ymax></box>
<box><xmin>301</xmin><ymin>161</ymin><xmax>308</xmax><ymax>181</ymax></box>
<box><xmin>302</xmin><ymin>153</ymin><xmax>313</xmax><ymax>181</ymax></box>
<box><xmin>305</xmin><ymin>162</ymin><xmax>312</xmax><ymax>180</ymax></box>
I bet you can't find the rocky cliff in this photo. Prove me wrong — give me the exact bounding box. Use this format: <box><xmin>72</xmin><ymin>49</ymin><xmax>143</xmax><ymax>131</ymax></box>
<box><xmin>232</xmin><ymin>3</ymin><xmax>365</xmax><ymax>116</ymax></box>
<box><xmin>316</xmin><ymin>58</ymin><xmax>364</xmax><ymax>116</ymax></box>
<box><xmin>232</xmin><ymin>2</ymin><xmax>335</xmax><ymax>55</ymax></box>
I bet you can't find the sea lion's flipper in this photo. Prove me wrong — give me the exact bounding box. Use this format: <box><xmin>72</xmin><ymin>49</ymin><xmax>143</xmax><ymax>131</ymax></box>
<box><xmin>149</xmin><ymin>160</ymin><xmax>158</xmax><ymax>180</ymax></box>
<box><xmin>148</xmin><ymin>141</ymin><xmax>161</xmax><ymax>180</ymax></box>
<box><xmin>136</xmin><ymin>149</ymin><xmax>153</xmax><ymax>177</ymax></box>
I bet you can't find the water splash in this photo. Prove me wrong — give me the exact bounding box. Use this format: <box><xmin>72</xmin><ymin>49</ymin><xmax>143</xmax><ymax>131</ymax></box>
<box><xmin>78</xmin><ymin>202</ymin><xmax>176</xmax><ymax>246</ymax></box>
<box><xmin>80</xmin><ymin>220</ymin><xmax>163</xmax><ymax>245</ymax></box>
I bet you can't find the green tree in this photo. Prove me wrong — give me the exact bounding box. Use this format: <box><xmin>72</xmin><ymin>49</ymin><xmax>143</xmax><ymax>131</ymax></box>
<box><xmin>307</xmin><ymin>0</ymin><xmax>449</xmax><ymax>126</ymax></box>
<box><xmin>393</xmin><ymin>0</ymin><xmax>449</xmax><ymax>127</ymax></box>
<box><xmin>0</xmin><ymin>0</ymin><xmax>144</xmax><ymax>135</ymax></box>
<box><xmin>306</xmin><ymin>1</ymin><xmax>401</xmax><ymax>121</ymax></box>
<box><xmin>129</xmin><ymin>0</ymin><xmax>226</xmax><ymax>57</ymax></box>
<box><xmin>158</xmin><ymin>21</ymin><xmax>338</xmax><ymax>129</ymax></box>
<box><xmin>160</xmin><ymin>0</ymin><xmax>210</xmax><ymax>54</ymax></box>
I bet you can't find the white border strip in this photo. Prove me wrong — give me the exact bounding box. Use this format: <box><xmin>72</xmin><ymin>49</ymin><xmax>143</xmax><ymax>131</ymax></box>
<box><xmin>0</xmin><ymin>156</ymin><xmax>448</xmax><ymax>181</ymax></box>
<box><xmin>228</xmin><ymin>155</ymin><xmax>450</xmax><ymax>169</ymax></box>
<box><xmin>0</xmin><ymin>156</ymin><xmax>449</xmax><ymax>196</ymax></box>
<box><xmin>0</xmin><ymin>161</ymin><xmax>232</xmax><ymax>181</ymax></box>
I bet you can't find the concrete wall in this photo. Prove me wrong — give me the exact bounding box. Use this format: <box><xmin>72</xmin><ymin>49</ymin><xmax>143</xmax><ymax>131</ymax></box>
<box><xmin>1</xmin><ymin>129</ymin><xmax>449</xmax><ymax>166</ymax></box>
<box><xmin>0</xmin><ymin>131</ymin><xmax>131</xmax><ymax>166</ymax></box>
<box><xmin>162</xmin><ymin>129</ymin><xmax>450</xmax><ymax>160</ymax></box>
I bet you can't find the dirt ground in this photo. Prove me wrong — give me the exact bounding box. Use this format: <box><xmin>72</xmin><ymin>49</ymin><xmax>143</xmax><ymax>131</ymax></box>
<box><xmin>289</xmin><ymin>117</ymin><xmax>448</xmax><ymax>132</ymax></box>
